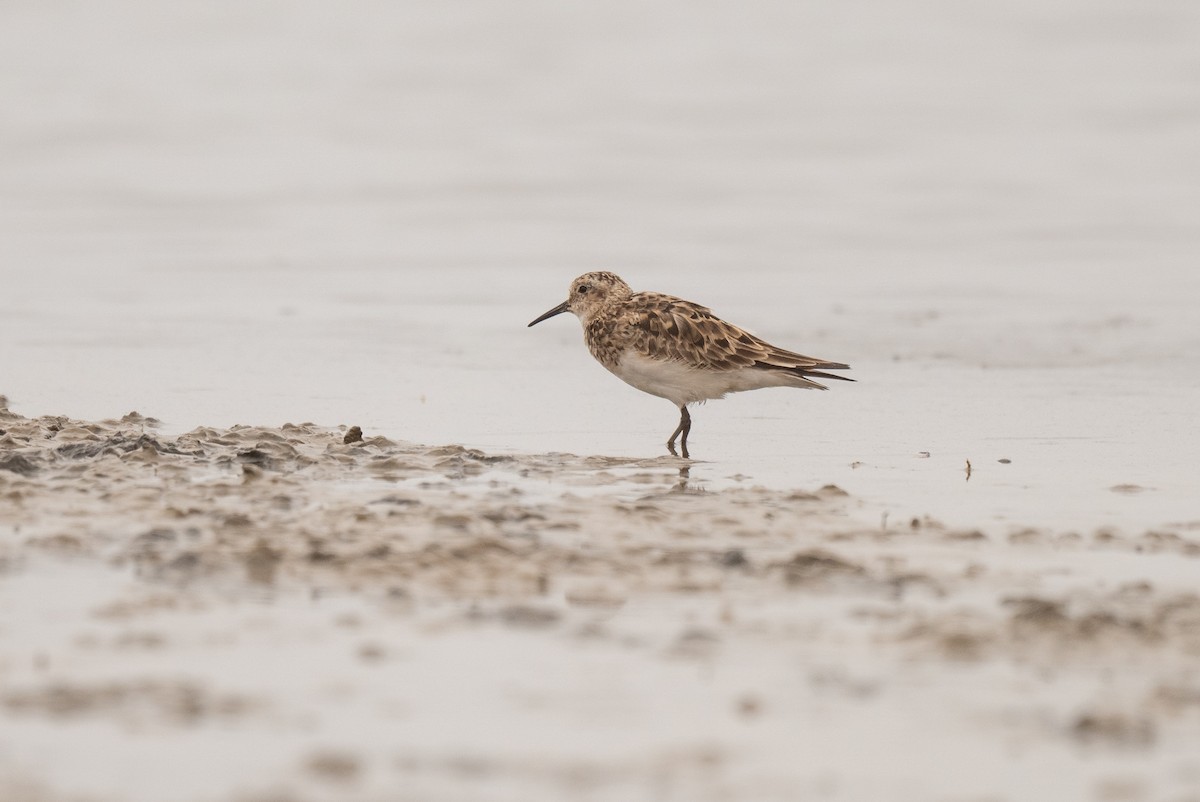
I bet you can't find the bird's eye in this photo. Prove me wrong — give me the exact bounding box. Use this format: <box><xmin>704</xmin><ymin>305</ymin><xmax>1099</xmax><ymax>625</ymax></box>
<box><xmin>577</xmin><ymin>284</ymin><xmax>590</xmax><ymax>295</ymax></box>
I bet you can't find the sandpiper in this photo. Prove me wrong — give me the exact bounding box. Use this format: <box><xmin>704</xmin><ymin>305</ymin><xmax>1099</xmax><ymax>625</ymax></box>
<box><xmin>528</xmin><ymin>272</ymin><xmax>853</xmax><ymax>458</ymax></box>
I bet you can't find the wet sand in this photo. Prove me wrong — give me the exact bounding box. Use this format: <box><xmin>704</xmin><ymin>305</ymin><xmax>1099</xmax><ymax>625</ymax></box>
<box><xmin>3</xmin><ymin>400</ymin><xmax>1200</xmax><ymax>801</ymax></box>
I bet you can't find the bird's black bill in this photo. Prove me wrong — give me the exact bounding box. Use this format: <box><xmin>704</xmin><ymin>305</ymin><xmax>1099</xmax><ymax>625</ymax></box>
<box><xmin>527</xmin><ymin>301</ymin><xmax>569</xmax><ymax>327</ymax></box>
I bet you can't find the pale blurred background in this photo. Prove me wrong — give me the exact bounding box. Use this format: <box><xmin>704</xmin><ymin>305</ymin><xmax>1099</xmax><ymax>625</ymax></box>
<box><xmin>2</xmin><ymin>0</ymin><xmax>1198</xmax><ymax>518</ymax></box>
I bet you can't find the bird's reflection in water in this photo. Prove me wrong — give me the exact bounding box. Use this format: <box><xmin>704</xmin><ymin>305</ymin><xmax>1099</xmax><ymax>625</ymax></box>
<box><xmin>673</xmin><ymin>465</ymin><xmax>696</xmax><ymax>494</ymax></box>
<box><xmin>637</xmin><ymin>462</ymin><xmax>703</xmax><ymax>498</ymax></box>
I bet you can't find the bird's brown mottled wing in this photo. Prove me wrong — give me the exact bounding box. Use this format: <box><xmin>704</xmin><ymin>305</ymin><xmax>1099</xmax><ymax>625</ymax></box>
<box><xmin>621</xmin><ymin>293</ymin><xmax>852</xmax><ymax>377</ymax></box>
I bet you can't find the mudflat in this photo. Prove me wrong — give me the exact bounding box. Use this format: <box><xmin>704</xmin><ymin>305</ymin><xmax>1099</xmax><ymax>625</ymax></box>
<box><xmin>3</xmin><ymin>400</ymin><xmax>1199</xmax><ymax>801</ymax></box>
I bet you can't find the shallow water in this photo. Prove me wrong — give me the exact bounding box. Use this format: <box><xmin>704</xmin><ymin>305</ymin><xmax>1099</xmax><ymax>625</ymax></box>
<box><xmin>3</xmin><ymin>1</ymin><xmax>1200</xmax><ymax>800</ymax></box>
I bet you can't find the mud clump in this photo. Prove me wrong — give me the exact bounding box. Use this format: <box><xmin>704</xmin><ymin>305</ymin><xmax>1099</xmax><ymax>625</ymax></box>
<box><xmin>718</xmin><ymin>548</ymin><xmax>748</xmax><ymax>568</ymax></box>
<box><xmin>243</xmin><ymin>538</ymin><xmax>283</xmax><ymax>585</ymax></box>
<box><xmin>305</xmin><ymin>751</ymin><xmax>363</xmax><ymax>782</ymax></box>
<box><xmin>772</xmin><ymin>549</ymin><xmax>865</xmax><ymax>587</ymax></box>
<box><xmin>938</xmin><ymin>631</ymin><xmax>990</xmax><ymax>661</ymax></box>
<box><xmin>498</xmin><ymin>604</ymin><xmax>561</xmax><ymax>629</ymax></box>
<box><xmin>1070</xmin><ymin>712</ymin><xmax>1156</xmax><ymax>748</ymax></box>
<box><xmin>1004</xmin><ymin>595</ymin><xmax>1172</xmax><ymax>646</ymax></box>
<box><xmin>1</xmin><ymin>680</ymin><xmax>254</xmax><ymax>724</ymax></box>
<box><xmin>1006</xmin><ymin>597</ymin><xmax>1069</xmax><ymax>627</ymax></box>
<box><xmin>0</xmin><ymin>453</ymin><xmax>39</xmax><ymax>476</ymax></box>
<box><xmin>55</xmin><ymin>433</ymin><xmax>193</xmax><ymax>461</ymax></box>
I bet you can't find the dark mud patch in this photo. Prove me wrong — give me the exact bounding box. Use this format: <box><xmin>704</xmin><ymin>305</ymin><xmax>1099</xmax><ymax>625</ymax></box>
<box><xmin>1</xmin><ymin>680</ymin><xmax>257</xmax><ymax>724</ymax></box>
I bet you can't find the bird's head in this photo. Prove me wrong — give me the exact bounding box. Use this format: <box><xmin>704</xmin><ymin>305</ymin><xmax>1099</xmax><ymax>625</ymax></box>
<box><xmin>527</xmin><ymin>272</ymin><xmax>633</xmax><ymax>327</ymax></box>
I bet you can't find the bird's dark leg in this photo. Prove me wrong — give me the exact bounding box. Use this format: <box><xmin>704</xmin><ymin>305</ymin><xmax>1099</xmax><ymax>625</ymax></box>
<box><xmin>666</xmin><ymin>423</ymin><xmax>681</xmax><ymax>457</ymax></box>
<box><xmin>666</xmin><ymin>406</ymin><xmax>691</xmax><ymax>459</ymax></box>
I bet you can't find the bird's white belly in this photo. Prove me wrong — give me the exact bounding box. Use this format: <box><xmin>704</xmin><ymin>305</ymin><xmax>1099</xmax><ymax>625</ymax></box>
<box><xmin>610</xmin><ymin>350</ymin><xmax>797</xmax><ymax>408</ymax></box>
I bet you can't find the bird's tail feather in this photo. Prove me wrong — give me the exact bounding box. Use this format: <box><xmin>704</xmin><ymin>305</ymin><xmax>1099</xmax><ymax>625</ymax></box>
<box><xmin>755</xmin><ymin>362</ymin><xmax>856</xmax><ymax>388</ymax></box>
<box><xmin>802</xmin><ymin>369</ymin><xmax>855</xmax><ymax>383</ymax></box>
